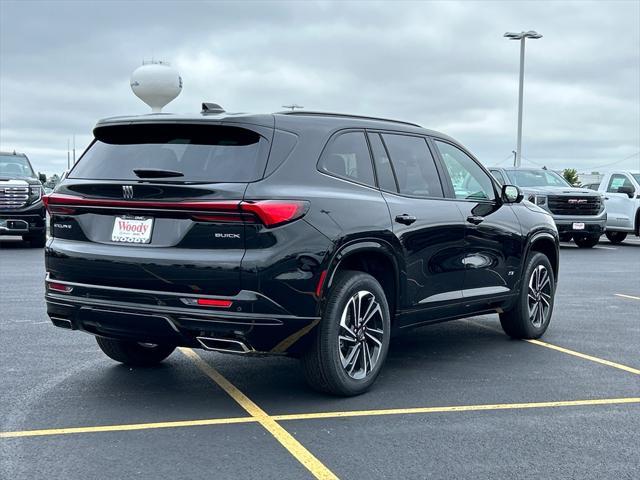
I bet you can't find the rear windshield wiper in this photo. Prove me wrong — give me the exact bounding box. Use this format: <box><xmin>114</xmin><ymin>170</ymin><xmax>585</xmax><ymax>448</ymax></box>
<box><xmin>133</xmin><ymin>168</ymin><xmax>184</xmax><ymax>178</ymax></box>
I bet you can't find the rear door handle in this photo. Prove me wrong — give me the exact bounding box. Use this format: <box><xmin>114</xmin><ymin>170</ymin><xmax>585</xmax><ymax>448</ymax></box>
<box><xmin>466</xmin><ymin>215</ymin><xmax>484</xmax><ymax>225</ymax></box>
<box><xmin>395</xmin><ymin>214</ymin><xmax>417</xmax><ymax>225</ymax></box>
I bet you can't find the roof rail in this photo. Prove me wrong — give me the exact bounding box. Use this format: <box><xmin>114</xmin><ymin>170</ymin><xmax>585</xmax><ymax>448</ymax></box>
<box><xmin>277</xmin><ymin>111</ymin><xmax>421</xmax><ymax>128</ymax></box>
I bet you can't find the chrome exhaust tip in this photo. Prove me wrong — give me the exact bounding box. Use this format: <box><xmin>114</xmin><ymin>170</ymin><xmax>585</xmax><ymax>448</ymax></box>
<box><xmin>196</xmin><ymin>336</ymin><xmax>253</xmax><ymax>354</ymax></box>
<box><xmin>50</xmin><ymin>317</ymin><xmax>73</xmax><ymax>329</ymax></box>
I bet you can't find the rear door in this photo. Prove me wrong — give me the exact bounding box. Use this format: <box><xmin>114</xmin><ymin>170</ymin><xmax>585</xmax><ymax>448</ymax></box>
<box><xmin>431</xmin><ymin>139</ymin><xmax>523</xmax><ymax>299</ymax></box>
<box><xmin>368</xmin><ymin>131</ymin><xmax>466</xmax><ymax>321</ymax></box>
<box><xmin>46</xmin><ymin>122</ymin><xmax>272</xmax><ymax>296</ymax></box>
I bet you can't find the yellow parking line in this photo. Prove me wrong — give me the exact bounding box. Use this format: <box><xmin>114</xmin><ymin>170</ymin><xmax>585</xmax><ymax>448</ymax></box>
<box><xmin>525</xmin><ymin>339</ymin><xmax>640</xmax><ymax>375</ymax></box>
<box><xmin>615</xmin><ymin>293</ymin><xmax>640</xmax><ymax>301</ymax></box>
<box><xmin>272</xmin><ymin>397</ymin><xmax>640</xmax><ymax>422</ymax></box>
<box><xmin>470</xmin><ymin>320</ymin><xmax>640</xmax><ymax>375</ymax></box>
<box><xmin>179</xmin><ymin>348</ymin><xmax>339</xmax><ymax>480</ymax></box>
<box><xmin>0</xmin><ymin>416</ymin><xmax>255</xmax><ymax>439</ymax></box>
<box><xmin>4</xmin><ymin>396</ymin><xmax>639</xmax><ymax>440</ymax></box>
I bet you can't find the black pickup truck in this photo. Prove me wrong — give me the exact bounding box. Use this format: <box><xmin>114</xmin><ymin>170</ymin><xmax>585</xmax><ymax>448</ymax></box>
<box><xmin>0</xmin><ymin>151</ymin><xmax>47</xmax><ymax>247</ymax></box>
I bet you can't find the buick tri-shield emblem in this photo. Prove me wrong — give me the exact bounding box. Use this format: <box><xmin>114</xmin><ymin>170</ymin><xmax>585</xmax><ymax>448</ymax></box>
<box><xmin>122</xmin><ymin>185</ymin><xmax>134</xmax><ymax>199</ymax></box>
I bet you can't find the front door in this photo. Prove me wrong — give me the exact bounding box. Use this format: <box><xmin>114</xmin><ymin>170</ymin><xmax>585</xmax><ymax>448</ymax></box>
<box><xmin>605</xmin><ymin>174</ymin><xmax>637</xmax><ymax>230</ymax></box>
<box><xmin>431</xmin><ymin>139</ymin><xmax>523</xmax><ymax>299</ymax></box>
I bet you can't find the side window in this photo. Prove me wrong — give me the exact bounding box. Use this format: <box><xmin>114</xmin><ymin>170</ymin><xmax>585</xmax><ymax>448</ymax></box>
<box><xmin>490</xmin><ymin>169</ymin><xmax>506</xmax><ymax>185</ymax></box>
<box><xmin>368</xmin><ymin>133</ymin><xmax>398</xmax><ymax>192</ymax></box>
<box><xmin>607</xmin><ymin>174</ymin><xmax>633</xmax><ymax>193</ymax></box>
<box><xmin>434</xmin><ymin>140</ymin><xmax>495</xmax><ymax>201</ymax></box>
<box><xmin>319</xmin><ymin>131</ymin><xmax>375</xmax><ymax>187</ymax></box>
<box><xmin>381</xmin><ymin>134</ymin><xmax>443</xmax><ymax>198</ymax></box>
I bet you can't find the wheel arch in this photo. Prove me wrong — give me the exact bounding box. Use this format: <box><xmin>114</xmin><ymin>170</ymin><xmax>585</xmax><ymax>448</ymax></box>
<box><xmin>526</xmin><ymin>232</ymin><xmax>559</xmax><ymax>281</ymax></box>
<box><xmin>322</xmin><ymin>239</ymin><xmax>402</xmax><ymax>321</ymax></box>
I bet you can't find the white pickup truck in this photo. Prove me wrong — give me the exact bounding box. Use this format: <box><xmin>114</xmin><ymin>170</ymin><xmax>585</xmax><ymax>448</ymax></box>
<box><xmin>597</xmin><ymin>171</ymin><xmax>640</xmax><ymax>244</ymax></box>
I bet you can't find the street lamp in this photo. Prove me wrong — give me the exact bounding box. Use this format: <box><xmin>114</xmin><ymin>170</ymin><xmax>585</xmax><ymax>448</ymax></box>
<box><xmin>504</xmin><ymin>30</ymin><xmax>542</xmax><ymax>167</ymax></box>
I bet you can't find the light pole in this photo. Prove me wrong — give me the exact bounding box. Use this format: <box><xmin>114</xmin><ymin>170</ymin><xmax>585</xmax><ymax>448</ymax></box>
<box><xmin>504</xmin><ymin>30</ymin><xmax>542</xmax><ymax>167</ymax></box>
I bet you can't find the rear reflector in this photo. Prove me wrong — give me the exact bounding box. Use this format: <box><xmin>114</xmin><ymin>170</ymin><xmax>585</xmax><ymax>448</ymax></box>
<box><xmin>196</xmin><ymin>298</ymin><xmax>233</xmax><ymax>308</ymax></box>
<box><xmin>315</xmin><ymin>270</ymin><xmax>328</xmax><ymax>297</ymax></box>
<box><xmin>48</xmin><ymin>282</ymin><xmax>73</xmax><ymax>293</ymax></box>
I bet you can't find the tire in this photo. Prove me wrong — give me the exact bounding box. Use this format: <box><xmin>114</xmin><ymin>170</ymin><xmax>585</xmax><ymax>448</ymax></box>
<box><xmin>574</xmin><ymin>235</ymin><xmax>599</xmax><ymax>248</ymax></box>
<box><xmin>302</xmin><ymin>271</ymin><xmax>391</xmax><ymax>396</ymax></box>
<box><xmin>96</xmin><ymin>336</ymin><xmax>175</xmax><ymax>366</ymax></box>
<box><xmin>24</xmin><ymin>230</ymin><xmax>46</xmax><ymax>248</ymax></box>
<box><xmin>499</xmin><ymin>252</ymin><xmax>555</xmax><ymax>340</ymax></box>
<box><xmin>605</xmin><ymin>231</ymin><xmax>627</xmax><ymax>244</ymax></box>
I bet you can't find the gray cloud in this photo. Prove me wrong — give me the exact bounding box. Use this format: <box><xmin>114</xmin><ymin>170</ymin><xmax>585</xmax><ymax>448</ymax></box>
<box><xmin>1</xmin><ymin>0</ymin><xmax>638</xmax><ymax>175</ymax></box>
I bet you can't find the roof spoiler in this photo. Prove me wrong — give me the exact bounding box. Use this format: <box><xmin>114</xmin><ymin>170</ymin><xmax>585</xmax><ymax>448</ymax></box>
<box><xmin>201</xmin><ymin>103</ymin><xmax>225</xmax><ymax>114</ymax></box>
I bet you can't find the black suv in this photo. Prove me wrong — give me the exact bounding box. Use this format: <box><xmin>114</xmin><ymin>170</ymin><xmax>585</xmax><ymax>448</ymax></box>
<box><xmin>44</xmin><ymin>107</ymin><xmax>559</xmax><ymax>395</ymax></box>
<box><xmin>1</xmin><ymin>151</ymin><xmax>47</xmax><ymax>247</ymax></box>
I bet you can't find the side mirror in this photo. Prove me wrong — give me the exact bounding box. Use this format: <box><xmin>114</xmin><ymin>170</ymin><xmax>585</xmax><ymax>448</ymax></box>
<box><xmin>618</xmin><ymin>185</ymin><xmax>635</xmax><ymax>198</ymax></box>
<box><xmin>502</xmin><ymin>184</ymin><xmax>523</xmax><ymax>203</ymax></box>
<box><xmin>39</xmin><ymin>173</ymin><xmax>47</xmax><ymax>184</ymax></box>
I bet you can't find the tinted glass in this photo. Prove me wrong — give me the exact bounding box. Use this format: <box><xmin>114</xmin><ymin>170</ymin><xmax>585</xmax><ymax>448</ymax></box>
<box><xmin>490</xmin><ymin>169</ymin><xmax>506</xmax><ymax>185</ymax></box>
<box><xmin>435</xmin><ymin>141</ymin><xmax>495</xmax><ymax>200</ymax></box>
<box><xmin>319</xmin><ymin>131</ymin><xmax>375</xmax><ymax>186</ymax></box>
<box><xmin>633</xmin><ymin>174</ymin><xmax>640</xmax><ymax>184</ymax></box>
<box><xmin>505</xmin><ymin>169</ymin><xmax>570</xmax><ymax>187</ymax></box>
<box><xmin>607</xmin><ymin>174</ymin><xmax>633</xmax><ymax>193</ymax></box>
<box><xmin>70</xmin><ymin>124</ymin><xmax>269</xmax><ymax>182</ymax></box>
<box><xmin>382</xmin><ymin>134</ymin><xmax>443</xmax><ymax>197</ymax></box>
<box><xmin>0</xmin><ymin>154</ymin><xmax>35</xmax><ymax>178</ymax></box>
<box><xmin>368</xmin><ymin>133</ymin><xmax>397</xmax><ymax>192</ymax></box>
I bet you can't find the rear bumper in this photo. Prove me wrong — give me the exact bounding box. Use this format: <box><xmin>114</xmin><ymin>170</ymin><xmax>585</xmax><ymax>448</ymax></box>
<box><xmin>44</xmin><ymin>277</ymin><xmax>319</xmax><ymax>355</ymax></box>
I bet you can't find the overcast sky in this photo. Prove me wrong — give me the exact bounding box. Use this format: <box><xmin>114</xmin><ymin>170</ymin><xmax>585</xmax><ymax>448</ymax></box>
<box><xmin>1</xmin><ymin>0</ymin><xmax>639</xmax><ymax>175</ymax></box>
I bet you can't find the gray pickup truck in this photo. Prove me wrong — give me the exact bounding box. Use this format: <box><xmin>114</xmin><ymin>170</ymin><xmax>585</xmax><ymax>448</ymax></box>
<box><xmin>0</xmin><ymin>151</ymin><xmax>47</xmax><ymax>247</ymax></box>
<box><xmin>489</xmin><ymin>167</ymin><xmax>606</xmax><ymax>248</ymax></box>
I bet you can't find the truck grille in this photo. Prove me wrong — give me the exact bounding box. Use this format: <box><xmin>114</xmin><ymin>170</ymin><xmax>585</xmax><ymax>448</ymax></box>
<box><xmin>547</xmin><ymin>196</ymin><xmax>601</xmax><ymax>216</ymax></box>
<box><xmin>0</xmin><ymin>186</ymin><xmax>29</xmax><ymax>209</ymax></box>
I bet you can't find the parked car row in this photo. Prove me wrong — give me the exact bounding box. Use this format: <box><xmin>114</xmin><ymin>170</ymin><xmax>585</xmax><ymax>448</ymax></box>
<box><xmin>489</xmin><ymin>167</ymin><xmax>640</xmax><ymax>247</ymax></box>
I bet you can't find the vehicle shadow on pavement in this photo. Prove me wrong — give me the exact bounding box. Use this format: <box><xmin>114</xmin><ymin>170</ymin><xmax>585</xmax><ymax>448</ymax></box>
<box><xmin>0</xmin><ymin>239</ymin><xmax>34</xmax><ymax>249</ymax></box>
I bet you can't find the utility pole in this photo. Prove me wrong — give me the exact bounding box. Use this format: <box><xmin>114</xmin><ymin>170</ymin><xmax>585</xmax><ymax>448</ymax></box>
<box><xmin>504</xmin><ymin>31</ymin><xmax>542</xmax><ymax>167</ymax></box>
<box><xmin>72</xmin><ymin>135</ymin><xmax>76</xmax><ymax>165</ymax></box>
<box><xmin>67</xmin><ymin>139</ymin><xmax>70</xmax><ymax>169</ymax></box>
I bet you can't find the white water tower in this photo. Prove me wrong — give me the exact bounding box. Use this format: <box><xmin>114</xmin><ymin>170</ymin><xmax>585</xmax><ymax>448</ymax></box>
<box><xmin>130</xmin><ymin>61</ymin><xmax>182</xmax><ymax>113</ymax></box>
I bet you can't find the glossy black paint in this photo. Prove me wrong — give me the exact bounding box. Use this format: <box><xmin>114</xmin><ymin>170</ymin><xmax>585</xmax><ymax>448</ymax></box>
<box><xmin>45</xmin><ymin>111</ymin><xmax>558</xmax><ymax>355</ymax></box>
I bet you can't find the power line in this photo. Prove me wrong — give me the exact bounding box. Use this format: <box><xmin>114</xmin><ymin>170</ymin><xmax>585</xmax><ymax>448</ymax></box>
<box><xmin>590</xmin><ymin>151</ymin><xmax>640</xmax><ymax>170</ymax></box>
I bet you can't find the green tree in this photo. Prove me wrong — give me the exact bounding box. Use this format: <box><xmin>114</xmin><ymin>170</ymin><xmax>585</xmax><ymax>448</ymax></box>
<box><xmin>562</xmin><ymin>168</ymin><xmax>580</xmax><ymax>186</ymax></box>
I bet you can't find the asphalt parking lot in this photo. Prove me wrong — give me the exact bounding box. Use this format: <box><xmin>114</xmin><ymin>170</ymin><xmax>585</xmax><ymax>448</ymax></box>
<box><xmin>1</xmin><ymin>237</ymin><xmax>639</xmax><ymax>479</ymax></box>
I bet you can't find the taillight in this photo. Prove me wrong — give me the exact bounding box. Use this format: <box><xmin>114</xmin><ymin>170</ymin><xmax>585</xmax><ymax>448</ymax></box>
<box><xmin>43</xmin><ymin>193</ymin><xmax>308</xmax><ymax>227</ymax></box>
<box><xmin>240</xmin><ymin>200</ymin><xmax>309</xmax><ymax>227</ymax></box>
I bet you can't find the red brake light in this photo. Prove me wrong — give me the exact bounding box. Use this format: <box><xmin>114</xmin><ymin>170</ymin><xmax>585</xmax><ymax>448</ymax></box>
<box><xmin>48</xmin><ymin>282</ymin><xmax>73</xmax><ymax>293</ymax></box>
<box><xmin>196</xmin><ymin>298</ymin><xmax>233</xmax><ymax>308</ymax></box>
<box><xmin>240</xmin><ymin>200</ymin><xmax>309</xmax><ymax>227</ymax></box>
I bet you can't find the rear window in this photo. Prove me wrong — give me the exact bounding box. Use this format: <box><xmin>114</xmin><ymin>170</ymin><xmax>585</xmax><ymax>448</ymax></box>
<box><xmin>70</xmin><ymin>124</ymin><xmax>270</xmax><ymax>182</ymax></box>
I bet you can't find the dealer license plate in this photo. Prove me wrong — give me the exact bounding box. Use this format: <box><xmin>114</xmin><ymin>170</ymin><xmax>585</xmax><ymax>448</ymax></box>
<box><xmin>572</xmin><ymin>222</ymin><xmax>585</xmax><ymax>231</ymax></box>
<box><xmin>111</xmin><ymin>217</ymin><xmax>153</xmax><ymax>244</ymax></box>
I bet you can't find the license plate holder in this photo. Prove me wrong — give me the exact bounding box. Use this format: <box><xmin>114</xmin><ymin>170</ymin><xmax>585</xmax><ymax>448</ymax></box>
<box><xmin>111</xmin><ymin>216</ymin><xmax>153</xmax><ymax>244</ymax></box>
<box><xmin>572</xmin><ymin>222</ymin><xmax>585</xmax><ymax>231</ymax></box>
